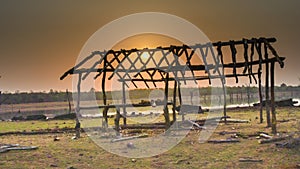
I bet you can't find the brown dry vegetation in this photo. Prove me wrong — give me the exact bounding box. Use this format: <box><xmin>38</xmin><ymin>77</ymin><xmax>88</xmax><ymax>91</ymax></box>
<box><xmin>0</xmin><ymin>107</ymin><xmax>299</xmax><ymax>169</ymax></box>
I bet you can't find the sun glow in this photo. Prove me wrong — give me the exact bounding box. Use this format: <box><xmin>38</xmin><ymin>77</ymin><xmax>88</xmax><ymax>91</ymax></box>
<box><xmin>141</xmin><ymin>52</ymin><xmax>150</xmax><ymax>62</ymax></box>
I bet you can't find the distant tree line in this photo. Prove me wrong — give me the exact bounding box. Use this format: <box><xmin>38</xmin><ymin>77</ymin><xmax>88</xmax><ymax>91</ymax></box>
<box><xmin>0</xmin><ymin>84</ymin><xmax>299</xmax><ymax>105</ymax></box>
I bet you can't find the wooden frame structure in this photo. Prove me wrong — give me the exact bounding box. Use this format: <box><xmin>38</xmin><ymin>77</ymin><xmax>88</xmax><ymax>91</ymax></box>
<box><xmin>61</xmin><ymin>37</ymin><xmax>285</xmax><ymax>134</ymax></box>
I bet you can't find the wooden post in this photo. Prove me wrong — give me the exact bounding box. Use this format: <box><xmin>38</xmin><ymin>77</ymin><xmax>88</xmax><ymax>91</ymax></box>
<box><xmin>66</xmin><ymin>89</ymin><xmax>72</xmax><ymax>114</ymax></box>
<box><xmin>75</xmin><ymin>73</ymin><xmax>82</xmax><ymax>138</ymax></box>
<box><xmin>115</xmin><ymin>107</ymin><xmax>121</xmax><ymax>136</ymax></box>
<box><xmin>178</xmin><ymin>81</ymin><xmax>182</xmax><ymax>105</ymax></box>
<box><xmin>178</xmin><ymin>81</ymin><xmax>184</xmax><ymax>121</ymax></box>
<box><xmin>221</xmin><ymin>79</ymin><xmax>227</xmax><ymax>124</ymax></box>
<box><xmin>258</xmin><ymin>70</ymin><xmax>263</xmax><ymax>123</ymax></box>
<box><xmin>122</xmin><ymin>81</ymin><xmax>127</xmax><ymax>125</ymax></box>
<box><xmin>0</xmin><ymin>91</ymin><xmax>2</xmax><ymax>108</ymax></box>
<box><xmin>264</xmin><ymin>43</ymin><xmax>271</xmax><ymax>127</ymax></box>
<box><xmin>172</xmin><ymin>80</ymin><xmax>177</xmax><ymax>123</ymax></box>
<box><xmin>164</xmin><ymin>73</ymin><xmax>171</xmax><ymax>129</ymax></box>
<box><xmin>102</xmin><ymin>56</ymin><xmax>108</xmax><ymax>128</ymax></box>
<box><xmin>270</xmin><ymin>61</ymin><xmax>277</xmax><ymax>134</ymax></box>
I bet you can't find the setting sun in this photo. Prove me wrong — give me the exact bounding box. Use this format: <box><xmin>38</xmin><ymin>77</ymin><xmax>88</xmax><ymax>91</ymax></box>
<box><xmin>141</xmin><ymin>52</ymin><xmax>150</xmax><ymax>62</ymax></box>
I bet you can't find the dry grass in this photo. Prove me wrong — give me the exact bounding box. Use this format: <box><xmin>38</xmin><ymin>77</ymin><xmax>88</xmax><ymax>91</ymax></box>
<box><xmin>0</xmin><ymin>107</ymin><xmax>299</xmax><ymax>169</ymax></box>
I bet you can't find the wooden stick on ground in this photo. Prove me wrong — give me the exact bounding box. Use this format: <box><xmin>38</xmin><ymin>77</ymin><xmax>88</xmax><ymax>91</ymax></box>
<box><xmin>208</xmin><ymin>138</ymin><xmax>240</xmax><ymax>144</ymax></box>
<box><xmin>239</xmin><ymin>157</ymin><xmax>263</xmax><ymax>163</ymax></box>
<box><xmin>111</xmin><ymin>134</ymin><xmax>148</xmax><ymax>143</ymax></box>
<box><xmin>0</xmin><ymin>144</ymin><xmax>38</xmax><ymax>153</ymax></box>
<box><xmin>258</xmin><ymin>135</ymin><xmax>292</xmax><ymax>144</ymax></box>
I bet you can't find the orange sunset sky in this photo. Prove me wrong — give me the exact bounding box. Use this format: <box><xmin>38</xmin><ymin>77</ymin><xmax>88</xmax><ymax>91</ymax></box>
<box><xmin>0</xmin><ymin>0</ymin><xmax>300</xmax><ymax>92</ymax></box>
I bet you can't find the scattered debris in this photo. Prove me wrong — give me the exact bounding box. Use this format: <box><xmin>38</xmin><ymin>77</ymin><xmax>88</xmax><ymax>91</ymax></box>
<box><xmin>175</xmin><ymin>158</ymin><xmax>189</xmax><ymax>164</ymax></box>
<box><xmin>239</xmin><ymin>157</ymin><xmax>263</xmax><ymax>163</ymax></box>
<box><xmin>127</xmin><ymin>142</ymin><xmax>135</xmax><ymax>149</ymax></box>
<box><xmin>187</xmin><ymin>120</ymin><xmax>206</xmax><ymax>129</ymax></box>
<box><xmin>275</xmin><ymin>137</ymin><xmax>300</xmax><ymax>148</ymax></box>
<box><xmin>11</xmin><ymin>116</ymin><xmax>25</xmax><ymax>121</ymax></box>
<box><xmin>53</xmin><ymin>136</ymin><xmax>60</xmax><ymax>141</ymax></box>
<box><xmin>258</xmin><ymin>135</ymin><xmax>292</xmax><ymax>144</ymax></box>
<box><xmin>259</xmin><ymin>133</ymin><xmax>273</xmax><ymax>139</ymax></box>
<box><xmin>219</xmin><ymin>119</ymin><xmax>249</xmax><ymax>123</ymax></box>
<box><xmin>0</xmin><ymin>144</ymin><xmax>38</xmax><ymax>153</ymax></box>
<box><xmin>208</xmin><ymin>138</ymin><xmax>240</xmax><ymax>144</ymax></box>
<box><xmin>50</xmin><ymin>164</ymin><xmax>58</xmax><ymax>167</ymax></box>
<box><xmin>120</xmin><ymin>123</ymin><xmax>165</xmax><ymax>130</ymax></box>
<box><xmin>235</xmin><ymin>133</ymin><xmax>251</xmax><ymax>139</ymax></box>
<box><xmin>219</xmin><ymin>131</ymin><xmax>237</xmax><ymax>135</ymax></box>
<box><xmin>71</xmin><ymin>136</ymin><xmax>78</xmax><ymax>140</ymax></box>
<box><xmin>175</xmin><ymin>105</ymin><xmax>204</xmax><ymax>114</ymax></box>
<box><xmin>0</xmin><ymin>127</ymin><xmax>75</xmax><ymax>136</ymax></box>
<box><xmin>25</xmin><ymin>114</ymin><xmax>47</xmax><ymax>121</ymax></box>
<box><xmin>53</xmin><ymin>113</ymin><xmax>76</xmax><ymax>120</ymax></box>
<box><xmin>253</xmin><ymin>98</ymin><xmax>298</xmax><ymax>107</ymax></box>
<box><xmin>111</xmin><ymin>134</ymin><xmax>148</xmax><ymax>143</ymax></box>
<box><xmin>276</xmin><ymin>119</ymin><xmax>290</xmax><ymax>123</ymax></box>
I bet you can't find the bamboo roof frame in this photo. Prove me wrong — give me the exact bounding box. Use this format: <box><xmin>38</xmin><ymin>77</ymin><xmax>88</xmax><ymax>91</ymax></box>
<box><xmin>61</xmin><ymin>37</ymin><xmax>285</xmax><ymax>134</ymax></box>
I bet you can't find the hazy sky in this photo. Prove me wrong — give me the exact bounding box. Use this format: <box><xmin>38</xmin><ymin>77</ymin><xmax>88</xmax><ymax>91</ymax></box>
<box><xmin>0</xmin><ymin>0</ymin><xmax>299</xmax><ymax>92</ymax></box>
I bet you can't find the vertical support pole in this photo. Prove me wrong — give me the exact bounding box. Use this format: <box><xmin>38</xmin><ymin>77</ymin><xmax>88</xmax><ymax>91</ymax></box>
<box><xmin>75</xmin><ymin>73</ymin><xmax>82</xmax><ymax>138</ymax></box>
<box><xmin>178</xmin><ymin>81</ymin><xmax>184</xmax><ymax>121</ymax></box>
<box><xmin>122</xmin><ymin>81</ymin><xmax>127</xmax><ymax>125</ymax></box>
<box><xmin>115</xmin><ymin>107</ymin><xmax>121</xmax><ymax>136</ymax></box>
<box><xmin>172</xmin><ymin>80</ymin><xmax>177</xmax><ymax>123</ymax></box>
<box><xmin>270</xmin><ymin>61</ymin><xmax>277</xmax><ymax>134</ymax></box>
<box><xmin>66</xmin><ymin>89</ymin><xmax>72</xmax><ymax>114</ymax></box>
<box><xmin>178</xmin><ymin>81</ymin><xmax>182</xmax><ymax>105</ymax></box>
<box><xmin>265</xmin><ymin>62</ymin><xmax>271</xmax><ymax>126</ymax></box>
<box><xmin>0</xmin><ymin>91</ymin><xmax>2</xmax><ymax>113</ymax></box>
<box><xmin>221</xmin><ymin>78</ymin><xmax>227</xmax><ymax>124</ymax></box>
<box><xmin>258</xmin><ymin>70</ymin><xmax>263</xmax><ymax>123</ymax></box>
<box><xmin>265</xmin><ymin>43</ymin><xmax>271</xmax><ymax>127</ymax></box>
<box><xmin>102</xmin><ymin>56</ymin><xmax>108</xmax><ymax>128</ymax></box>
<box><xmin>164</xmin><ymin>73</ymin><xmax>171</xmax><ymax>129</ymax></box>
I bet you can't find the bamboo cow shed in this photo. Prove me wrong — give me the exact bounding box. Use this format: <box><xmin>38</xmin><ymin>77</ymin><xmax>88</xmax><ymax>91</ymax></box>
<box><xmin>60</xmin><ymin>37</ymin><xmax>285</xmax><ymax>135</ymax></box>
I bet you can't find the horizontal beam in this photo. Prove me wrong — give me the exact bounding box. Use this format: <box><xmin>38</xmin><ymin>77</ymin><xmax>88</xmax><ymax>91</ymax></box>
<box><xmin>120</xmin><ymin>73</ymin><xmax>259</xmax><ymax>82</ymax></box>
<box><xmin>62</xmin><ymin>57</ymin><xmax>284</xmax><ymax>77</ymax></box>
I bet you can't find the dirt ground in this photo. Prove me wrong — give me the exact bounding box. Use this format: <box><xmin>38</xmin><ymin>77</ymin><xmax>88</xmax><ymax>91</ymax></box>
<box><xmin>0</xmin><ymin>107</ymin><xmax>299</xmax><ymax>169</ymax></box>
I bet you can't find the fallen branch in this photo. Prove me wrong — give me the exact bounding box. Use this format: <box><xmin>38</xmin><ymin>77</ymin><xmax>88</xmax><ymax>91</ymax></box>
<box><xmin>119</xmin><ymin>123</ymin><xmax>166</xmax><ymax>130</ymax></box>
<box><xmin>219</xmin><ymin>119</ymin><xmax>249</xmax><ymax>123</ymax></box>
<box><xmin>111</xmin><ymin>134</ymin><xmax>148</xmax><ymax>143</ymax></box>
<box><xmin>208</xmin><ymin>138</ymin><xmax>240</xmax><ymax>144</ymax></box>
<box><xmin>0</xmin><ymin>128</ymin><xmax>76</xmax><ymax>136</ymax></box>
<box><xmin>0</xmin><ymin>144</ymin><xmax>38</xmax><ymax>153</ymax></box>
<box><xmin>258</xmin><ymin>135</ymin><xmax>292</xmax><ymax>144</ymax></box>
<box><xmin>219</xmin><ymin>131</ymin><xmax>237</xmax><ymax>135</ymax></box>
<box><xmin>259</xmin><ymin>133</ymin><xmax>272</xmax><ymax>139</ymax></box>
<box><xmin>275</xmin><ymin>137</ymin><xmax>300</xmax><ymax>148</ymax></box>
<box><xmin>239</xmin><ymin>157</ymin><xmax>263</xmax><ymax>163</ymax></box>
<box><xmin>187</xmin><ymin>120</ymin><xmax>206</xmax><ymax>129</ymax></box>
